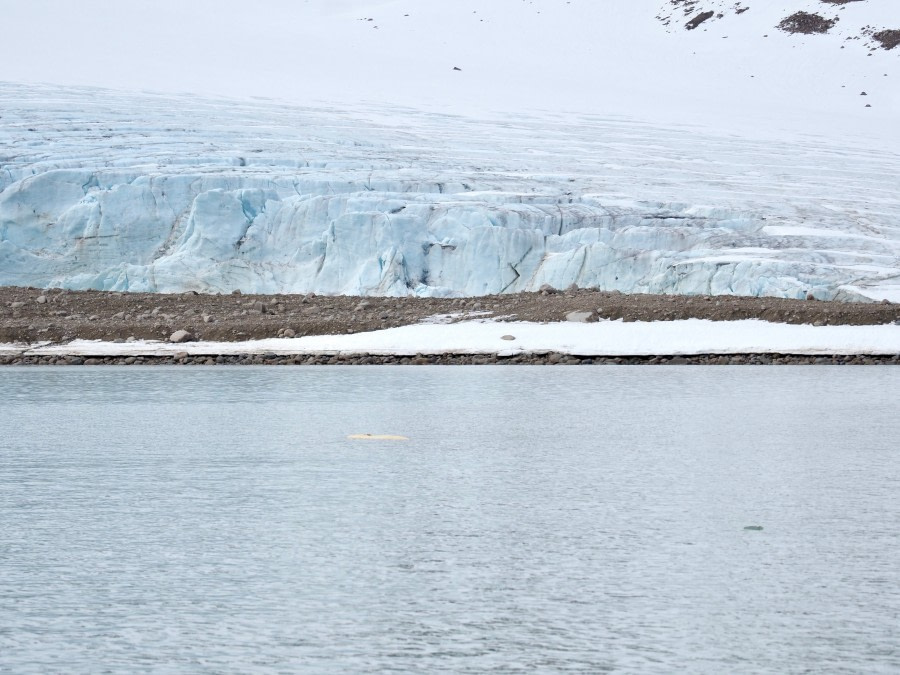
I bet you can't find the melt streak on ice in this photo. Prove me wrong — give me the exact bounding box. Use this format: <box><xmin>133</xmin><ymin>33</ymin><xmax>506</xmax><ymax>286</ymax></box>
<box><xmin>2</xmin><ymin>83</ymin><xmax>899</xmax><ymax>300</ymax></box>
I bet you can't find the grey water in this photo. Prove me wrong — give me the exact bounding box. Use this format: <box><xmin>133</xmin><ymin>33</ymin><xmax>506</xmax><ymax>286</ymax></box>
<box><xmin>1</xmin><ymin>367</ymin><xmax>898</xmax><ymax>674</ymax></box>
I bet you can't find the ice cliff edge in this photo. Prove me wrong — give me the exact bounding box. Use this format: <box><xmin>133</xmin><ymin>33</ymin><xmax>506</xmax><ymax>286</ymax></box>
<box><xmin>2</xmin><ymin>84</ymin><xmax>899</xmax><ymax>301</ymax></box>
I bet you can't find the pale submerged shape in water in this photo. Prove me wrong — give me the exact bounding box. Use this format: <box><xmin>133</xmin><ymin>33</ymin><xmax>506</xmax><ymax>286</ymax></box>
<box><xmin>2</xmin><ymin>84</ymin><xmax>899</xmax><ymax>301</ymax></box>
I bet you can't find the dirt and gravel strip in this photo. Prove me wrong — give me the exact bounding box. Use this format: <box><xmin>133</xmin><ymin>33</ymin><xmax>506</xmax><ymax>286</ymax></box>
<box><xmin>1</xmin><ymin>286</ymin><xmax>898</xmax><ymax>365</ymax></box>
<box><xmin>2</xmin><ymin>286</ymin><xmax>898</xmax><ymax>345</ymax></box>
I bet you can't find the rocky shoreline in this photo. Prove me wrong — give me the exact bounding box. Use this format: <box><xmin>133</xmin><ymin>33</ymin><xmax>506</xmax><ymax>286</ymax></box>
<box><xmin>2</xmin><ymin>352</ymin><xmax>900</xmax><ymax>367</ymax></box>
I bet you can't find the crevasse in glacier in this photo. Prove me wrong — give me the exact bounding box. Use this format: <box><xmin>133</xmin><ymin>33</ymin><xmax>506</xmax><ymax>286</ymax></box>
<box><xmin>2</xmin><ymin>84</ymin><xmax>899</xmax><ymax>300</ymax></box>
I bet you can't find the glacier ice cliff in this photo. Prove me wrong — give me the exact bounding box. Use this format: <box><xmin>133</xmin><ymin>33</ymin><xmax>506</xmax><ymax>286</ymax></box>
<box><xmin>2</xmin><ymin>83</ymin><xmax>899</xmax><ymax>300</ymax></box>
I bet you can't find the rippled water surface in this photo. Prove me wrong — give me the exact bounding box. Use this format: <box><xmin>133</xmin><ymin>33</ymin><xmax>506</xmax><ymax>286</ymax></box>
<box><xmin>1</xmin><ymin>366</ymin><xmax>899</xmax><ymax>673</ymax></box>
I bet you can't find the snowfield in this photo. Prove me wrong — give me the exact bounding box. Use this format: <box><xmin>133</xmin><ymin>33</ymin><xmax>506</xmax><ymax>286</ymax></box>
<box><xmin>1</xmin><ymin>1</ymin><xmax>898</xmax><ymax>300</ymax></box>
<box><xmin>4</xmin><ymin>1</ymin><xmax>897</xmax><ymax>129</ymax></box>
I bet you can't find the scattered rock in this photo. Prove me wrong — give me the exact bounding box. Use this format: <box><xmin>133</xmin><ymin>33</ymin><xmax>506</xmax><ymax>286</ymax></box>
<box><xmin>872</xmin><ymin>29</ymin><xmax>900</xmax><ymax>51</ymax></box>
<box><xmin>686</xmin><ymin>11</ymin><xmax>715</xmax><ymax>31</ymax></box>
<box><xmin>566</xmin><ymin>311</ymin><xmax>593</xmax><ymax>323</ymax></box>
<box><xmin>777</xmin><ymin>12</ymin><xmax>836</xmax><ymax>35</ymax></box>
<box><xmin>283</xmin><ymin>328</ymin><xmax>296</xmax><ymax>338</ymax></box>
<box><xmin>36</xmin><ymin>295</ymin><xmax>47</xmax><ymax>304</ymax></box>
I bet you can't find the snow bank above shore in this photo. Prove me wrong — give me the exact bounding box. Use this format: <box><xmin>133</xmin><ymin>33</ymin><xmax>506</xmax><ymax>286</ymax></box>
<box><xmin>4</xmin><ymin>320</ymin><xmax>899</xmax><ymax>358</ymax></box>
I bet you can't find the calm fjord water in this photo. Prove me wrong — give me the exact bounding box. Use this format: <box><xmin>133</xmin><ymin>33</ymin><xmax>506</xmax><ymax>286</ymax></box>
<box><xmin>1</xmin><ymin>366</ymin><xmax>899</xmax><ymax>673</ymax></box>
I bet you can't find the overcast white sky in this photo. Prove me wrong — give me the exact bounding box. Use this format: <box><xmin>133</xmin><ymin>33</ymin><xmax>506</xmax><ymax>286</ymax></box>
<box><xmin>2</xmin><ymin>0</ymin><xmax>897</xmax><ymax>139</ymax></box>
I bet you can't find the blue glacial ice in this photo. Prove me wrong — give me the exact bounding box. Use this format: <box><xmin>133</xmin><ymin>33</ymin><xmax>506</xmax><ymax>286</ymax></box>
<box><xmin>2</xmin><ymin>83</ymin><xmax>899</xmax><ymax>300</ymax></box>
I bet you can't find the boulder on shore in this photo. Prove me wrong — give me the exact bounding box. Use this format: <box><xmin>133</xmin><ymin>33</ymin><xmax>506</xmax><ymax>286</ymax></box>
<box><xmin>169</xmin><ymin>330</ymin><xmax>193</xmax><ymax>344</ymax></box>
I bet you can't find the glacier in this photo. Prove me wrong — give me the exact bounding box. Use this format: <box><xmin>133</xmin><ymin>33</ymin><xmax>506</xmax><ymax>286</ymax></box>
<box><xmin>2</xmin><ymin>83</ymin><xmax>899</xmax><ymax>300</ymax></box>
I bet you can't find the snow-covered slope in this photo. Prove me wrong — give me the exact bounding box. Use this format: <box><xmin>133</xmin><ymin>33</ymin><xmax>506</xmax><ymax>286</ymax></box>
<box><xmin>4</xmin><ymin>0</ymin><xmax>897</xmax><ymax>134</ymax></box>
<box><xmin>1</xmin><ymin>1</ymin><xmax>898</xmax><ymax>299</ymax></box>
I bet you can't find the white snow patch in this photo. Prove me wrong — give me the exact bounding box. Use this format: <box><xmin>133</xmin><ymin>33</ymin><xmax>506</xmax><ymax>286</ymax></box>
<box><xmin>419</xmin><ymin>312</ymin><xmax>493</xmax><ymax>324</ymax></box>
